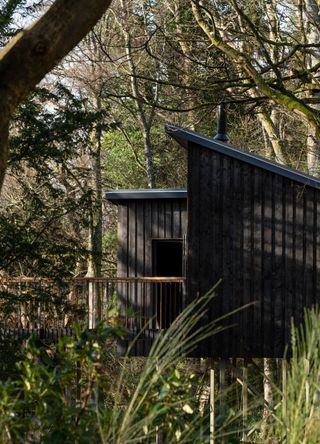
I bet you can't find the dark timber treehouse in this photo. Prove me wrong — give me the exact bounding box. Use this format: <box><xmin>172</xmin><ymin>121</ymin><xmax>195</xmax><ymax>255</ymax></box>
<box><xmin>106</xmin><ymin>125</ymin><xmax>320</xmax><ymax>358</ymax></box>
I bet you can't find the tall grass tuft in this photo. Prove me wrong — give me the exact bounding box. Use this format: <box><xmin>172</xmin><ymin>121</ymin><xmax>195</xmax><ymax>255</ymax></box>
<box><xmin>103</xmin><ymin>283</ymin><xmax>224</xmax><ymax>443</ymax></box>
<box><xmin>268</xmin><ymin>307</ymin><xmax>320</xmax><ymax>444</ymax></box>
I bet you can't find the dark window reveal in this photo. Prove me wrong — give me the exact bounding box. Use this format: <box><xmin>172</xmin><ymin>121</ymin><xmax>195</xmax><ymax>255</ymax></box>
<box><xmin>152</xmin><ymin>240</ymin><xmax>183</xmax><ymax>277</ymax></box>
<box><xmin>152</xmin><ymin>239</ymin><xmax>184</xmax><ymax>328</ymax></box>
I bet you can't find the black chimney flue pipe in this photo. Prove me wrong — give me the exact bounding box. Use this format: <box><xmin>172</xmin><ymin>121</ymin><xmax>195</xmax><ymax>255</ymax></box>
<box><xmin>213</xmin><ymin>104</ymin><xmax>230</xmax><ymax>142</ymax></box>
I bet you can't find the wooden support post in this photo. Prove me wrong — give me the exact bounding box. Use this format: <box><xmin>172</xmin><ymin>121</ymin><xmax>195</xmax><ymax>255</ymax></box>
<box><xmin>219</xmin><ymin>360</ymin><xmax>227</xmax><ymax>444</ymax></box>
<box><xmin>88</xmin><ymin>280</ymin><xmax>95</xmax><ymax>329</ymax></box>
<box><xmin>209</xmin><ymin>358</ymin><xmax>215</xmax><ymax>444</ymax></box>
<box><xmin>155</xmin><ymin>426</ymin><xmax>165</xmax><ymax>443</ymax></box>
<box><xmin>242</xmin><ymin>360</ymin><xmax>248</xmax><ymax>443</ymax></box>
<box><xmin>282</xmin><ymin>359</ymin><xmax>287</xmax><ymax>422</ymax></box>
<box><xmin>96</xmin><ymin>281</ymin><xmax>102</xmax><ymax>322</ymax></box>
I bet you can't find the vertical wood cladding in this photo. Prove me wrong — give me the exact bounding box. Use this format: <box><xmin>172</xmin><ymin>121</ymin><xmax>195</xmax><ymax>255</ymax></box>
<box><xmin>117</xmin><ymin>199</ymin><xmax>187</xmax><ymax>278</ymax></box>
<box><xmin>188</xmin><ymin>143</ymin><xmax>320</xmax><ymax>358</ymax></box>
<box><xmin>116</xmin><ymin>197</ymin><xmax>187</xmax><ymax>355</ymax></box>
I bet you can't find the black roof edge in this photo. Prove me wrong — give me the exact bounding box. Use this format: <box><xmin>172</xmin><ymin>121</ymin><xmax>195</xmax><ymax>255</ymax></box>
<box><xmin>106</xmin><ymin>189</ymin><xmax>187</xmax><ymax>202</ymax></box>
<box><xmin>165</xmin><ymin>124</ymin><xmax>320</xmax><ymax>190</ymax></box>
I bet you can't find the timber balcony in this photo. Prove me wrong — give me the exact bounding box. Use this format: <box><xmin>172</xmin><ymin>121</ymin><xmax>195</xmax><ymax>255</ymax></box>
<box><xmin>0</xmin><ymin>277</ymin><xmax>186</xmax><ymax>350</ymax></box>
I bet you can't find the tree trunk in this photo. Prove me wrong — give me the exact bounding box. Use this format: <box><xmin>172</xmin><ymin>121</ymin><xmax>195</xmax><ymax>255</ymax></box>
<box><xmin>86</xmin><ymin>122</ymin><xmax>103</xmax><ymax>278</ymax></box>
<box><xmin>119</xmin><ymin>0</ymin><xmax>157</xmax><ymax>188</ymax></box>
<box><xmin>173</xmin><ymin>0</ymin><xmax>198</xmax><ymax>130</ymax></box>
<box><xmin>304</xmin><ymin>0</ymin><xmax>320</xmax><ymax>176</ymax></box>
<box><xmin>142</xmin><ymin>130</ymin><xmax>156</xmax><ymax>189</ymax></box>
<box><xmin>0</xmin><ymin>116</ymin><xmax>9</xmax><ymax>190</ymax></box>
<box><xmin>257</xmin><ymin>110</ymin><xmax>287</xmax><ymax>165</ymax></box>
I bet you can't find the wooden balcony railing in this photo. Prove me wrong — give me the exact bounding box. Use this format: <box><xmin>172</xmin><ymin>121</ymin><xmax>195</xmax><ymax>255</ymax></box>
<box><xmin>0</xmin><ymin>277</ymin><xmax>186</xmax><ymax>332</ymax></box>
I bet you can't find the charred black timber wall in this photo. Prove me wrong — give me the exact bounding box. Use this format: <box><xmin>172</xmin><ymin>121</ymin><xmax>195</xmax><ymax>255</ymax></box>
<box><xmin>117</xmin><ymin>199</ymin><xmax>187</xmax><ymax>277</ymax></box>
<box><xmin>187</xmin><ymin>142</ymin><xmax>320</xmax><ymax>358</ymax></box>
<box><xmin>116</xmin><ymin>198</ymin><xmax>187</xmax><ymax>356</ymax></box>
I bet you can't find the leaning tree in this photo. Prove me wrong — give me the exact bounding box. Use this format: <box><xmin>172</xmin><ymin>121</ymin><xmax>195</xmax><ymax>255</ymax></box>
<box><xmin>0</xmin><ymin>0</ymin><xmax>113</xmax><ymax>191</ymax></box>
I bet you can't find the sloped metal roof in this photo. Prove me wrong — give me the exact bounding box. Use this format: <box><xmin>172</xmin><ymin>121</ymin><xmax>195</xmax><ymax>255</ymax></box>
<box><xmin>106</xmin><ymin>189</ymin><xmax>187</xmax><ymax>202</ymax></box>
<box><xmin>165</xmin><ymin>124</ymin><xmax>320</xmax><ymax>190</ymax></box>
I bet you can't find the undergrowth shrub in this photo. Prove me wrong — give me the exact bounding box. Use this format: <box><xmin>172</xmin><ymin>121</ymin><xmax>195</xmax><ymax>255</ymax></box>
<box><xmin>0</xmin><ymin>288</ymin><xmax>221</xmax><ymax>443</ymax></box>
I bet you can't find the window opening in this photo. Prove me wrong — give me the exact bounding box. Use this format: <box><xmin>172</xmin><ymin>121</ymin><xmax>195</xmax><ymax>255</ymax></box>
<box><xmin>152</xmin><ymin>239</ymin><xmax>183</xmax><ymax>328</ymax></box>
